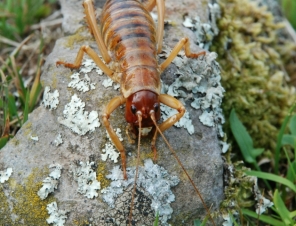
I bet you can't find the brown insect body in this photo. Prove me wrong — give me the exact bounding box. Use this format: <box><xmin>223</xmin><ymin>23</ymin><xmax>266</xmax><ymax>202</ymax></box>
<box><xmin>101</xmin><ymin>0</ymin><xmax>161</xmax><ymax>130</ymax></box>
<box><xmin>56</xmin><ymin>0</ymin><xmax>215</xmax><ymax>224</ymax></box>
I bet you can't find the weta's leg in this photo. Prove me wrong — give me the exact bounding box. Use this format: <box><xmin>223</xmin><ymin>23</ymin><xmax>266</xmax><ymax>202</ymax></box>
<box><xmin>143</xmin><ymin>0</ymin><xmax>165</xmax><ymax>53</ymax></box>
<box><xmin>102</xmin><ymin>96</ymin><xmax>128</xmax><ymax>179</ymax></box>
<box><xmin>160</xmin><ymin>37</ymin><xmax>206</xmax><ymax>71</ymax></box>
<box><xmin>158</xmin><ymin>94</ymin><xmax>185</xmax><ymax>131</ymax></box>
<box><xmin>151</xmin><ymin>94</ymin><xmax>185</xmax><ymax>159</ymax></box>
<box><xmin>142</xmin><ymin>0</ymin><xmax>156</xmax><ymax>11</ymax></box>
<box><xmin>56</xmin><ymin>45</ymin><xmax>119</xmax><ymax>81</ymax></box>
<box><xmin>83</xmin><ymin>0</ymin><xmax>111</xmax><ymax>63</ymax></box>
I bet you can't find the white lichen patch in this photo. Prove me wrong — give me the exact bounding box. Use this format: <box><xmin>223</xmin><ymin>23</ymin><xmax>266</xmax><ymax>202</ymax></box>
<box><xmin>46</xmin><ymin>201</ymin><xmax>68</xmax><ymax>226</ymax></box>
<box><xmin>58</xmin><ymin>94</ymin><xmax>100</xmax><ymax>135</ymax></box>
<box><xmin>102</xmin><ymin>78</ymin><xmax>120</xmax><ymax>90</ymax></box>
<box><xmin>81</xmin><ymin>58</ymin><xmax>103</xmax><ymax>75</ymax></box>
<box><xmin>222</xmin><ymin>213</ymin><xmax>234</xmax><ymax>226</ymax></box>
<box><xmin>42</xmin><ymin>86</ymin><xmax>60</xmax><ymax>110</ymax></box>
<box><xmin>38</xmin><ymin>164</ymin><xmax>63</xmax><ymax>200</ymax></box>
<box><xmin>101</xmin><ymin>142</ymin><xmax>120</xmax><ymax>163</ymax></box>
<box><xmin>0</xmin><ymin>168</ymin><xmax>13</xmax><ymax>183</ymax></box>
<box><xmin>53</xmin><ymin>133</ymin><xmax>63</xmax><ymax>147</ymax></box>
<box><xmin>182</xmin><ymin>3</ymin><xmax>221</xmax><ymax>50</ymax></box>
<box><xmin>106</xmin><ymin>128</ymin><xmax>123</xmax><ymax>142</ymax></box>
<box><xmin>102</xmin><ymin>78</ymin><xmax>113</xmax><ymax>88</ymax></box>
<box><xmin>71</xmin><ymin>161</ymin><xmax>100</xmax><ymax>199</ymax></box>
<box><xmin>161</xmin><ymin>104</ymin><xmax>194</xmax><ymax>134</ymax></box>
<box><xmin>101</xmin><ymin>159</ymin><xmax>179</xmax><ymax>225</ymax></box>
<box><xmin>252</xmin><ymin>176</ymin><xmax>274</xmax><ymax>214</ymax></box>
<box><xmin>220</xmin><ymin>141</ymin><xmax>230</xmax><ymax>153</ymax></box>
<box><xmin>160</xmin><ymin>50</ymin><xmax>225</xmax><ymax>137</ymax></box>
<box><xmin>68</xmin><ymin>72</ymin><xmax>96</xmax><ymax>92</ymax></box>
<box><xmin>169</xmin><ymin>4</ymin><xmax>224</xmax><ymax>137</ymax></box>
<box><xmin>30</xmin><ymin>135</ymin><xmax>39</xmax><ymax>141</ymax></box>
<box><xmin>101</xmin><ymin>128</ymin><xmax>122</xmax><ymax>163</ymax></box>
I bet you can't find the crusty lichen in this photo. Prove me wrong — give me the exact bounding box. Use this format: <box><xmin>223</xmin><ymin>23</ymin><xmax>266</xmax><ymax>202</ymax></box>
<box><xmin>0</xmin><ymin>168</ymin><xmax>56</xmax><ymax>225</ymax></box>
<box><xmin>0</xmin><ymin>187</ymin><xmax>14</xmax><ymax>225</ymax></box>
<box><xmin>63</xmin><ymin>27</ymin><xmax>90</xmax><ymax>50</ymax></box>
<box><xmin>72</xmin><ymin>218</ymin><xmax>91</xmax><ymax>226</ymax></box>
<box><xmin>96</xmin><ymin>161</ymin><xmax>110</xmax><ymax>189</ymax></box>
<box><xmin>211</xmin><ymin>0</ymin><xmax>296</xmax><ymax>151</ymax></box>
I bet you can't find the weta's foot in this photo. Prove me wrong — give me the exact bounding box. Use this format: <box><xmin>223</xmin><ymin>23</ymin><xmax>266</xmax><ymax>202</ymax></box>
<box><xmin>56</xmin><ymin>60</ymin><xmax>66</xmax><ymax>67</ymax></box>
<box><xmin>120</xmin><ymin>150</ymin><xmax>128</xmax><ymax>180</ymax></box>
<box><xmin>56</xmin><ymin>61</ymin><xmax>80</xmax><ymax>69</ymax></box>
<box><xmin>123</xmin><ymin>167</ymin><xmax>127</xmax><ymax>180</ymax></box>
<box><xmin>151</xmin><ymin>145</ymin><xmax>158</xmax><ymax>161</ymax></box>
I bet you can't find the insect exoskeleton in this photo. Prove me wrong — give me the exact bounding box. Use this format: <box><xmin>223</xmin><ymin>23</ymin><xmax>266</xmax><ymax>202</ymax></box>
<box><xmin>56</xmin><ymin>0</ymin><xmax>216</xmax><ymax>225</ymax></box>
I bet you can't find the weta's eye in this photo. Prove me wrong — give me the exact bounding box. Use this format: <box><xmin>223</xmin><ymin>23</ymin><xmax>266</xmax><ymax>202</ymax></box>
<box><xmin>154</xmin><ymin>103</ymin><xmax>159</xmax><ymax>112</ymax></box>
<box><xmin>131</xmin><ymin>105</ymin><xmax>137</xmax><ymax>114</ymax></box>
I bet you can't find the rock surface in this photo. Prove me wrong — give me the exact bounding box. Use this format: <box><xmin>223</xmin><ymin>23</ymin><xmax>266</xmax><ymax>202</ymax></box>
<box><xmin>0</xmin><ymin>0</ymin><xmax>223</xmax><ymax>225</ymax></box>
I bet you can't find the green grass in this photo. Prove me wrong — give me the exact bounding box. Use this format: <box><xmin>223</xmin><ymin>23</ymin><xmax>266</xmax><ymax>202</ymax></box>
<box><xmin>0</xmin><ymin>0</ymin><xmax>56</xmax><ymax>40</ymax></box>
<box><xmin>0</xmin><ymin>52</ymin><xmax>43</xmax><ymax>148</ymax></box>
<box><xmin>281</xmin><ymin>0</ymin><xmax>296</xmax><ymax>29</ymax></box>
<box><xmin>0</xmin><ymin>0</ymin><xmax>57</xmax><ymax>149</ymax></box>
<box><xmin>230</xmin><ymin>107</ymin><xmax>296</xmax><ymax>225</ymax></box>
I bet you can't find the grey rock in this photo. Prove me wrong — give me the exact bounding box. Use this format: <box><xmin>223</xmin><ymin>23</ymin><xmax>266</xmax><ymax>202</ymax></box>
<box><xmin>0</xmin><ymin>0</ymin><xmax>223</xmax><ymax>225</ymax></box>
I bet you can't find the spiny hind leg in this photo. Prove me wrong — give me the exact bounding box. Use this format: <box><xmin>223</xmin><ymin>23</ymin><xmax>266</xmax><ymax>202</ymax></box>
<box><xmin>56</xmin><ymin>45</ymin><xmax>119</xmax><ymax>81</ymax></box>
<box><xmin>160</xmin><ymin>37</ymin><xmax>206</xmax><ymax>71</ymax></box>
<box><xmin>151</xmin><ymin>94</ymin><xmax>185</xmax><ymax>160</ymax></box>
<box><xmin>143</xmin><ymin>0</ymin><xmax>165</xmax><ymax>53</ymax></box>
<box><xmin>83</xmin><ymin>0</ymin><xmax>111</xmax><ymax>63</ymax></box>
<box><xmin>102</xmin><ymin>95</ymin><xmax>128</xmax><ymax>179</ymax></box>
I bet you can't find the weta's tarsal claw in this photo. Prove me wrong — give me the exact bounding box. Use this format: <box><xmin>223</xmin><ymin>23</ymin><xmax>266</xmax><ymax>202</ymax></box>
<box><xmin>123</xmin><ymin>171</ymin><xmax>127</xmax><ymax>180</ymax></box>
<box><xmin>151</xmin><ymin>145</ymin><xmax>158</xmax><ymax>161</ymax></box>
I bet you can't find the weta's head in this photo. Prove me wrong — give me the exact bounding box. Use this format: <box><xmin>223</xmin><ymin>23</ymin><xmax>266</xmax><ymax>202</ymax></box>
<box><xmin>125</xmin><ymin>90</ymin><xmax>160</xmax><ymax>129</ymax></box>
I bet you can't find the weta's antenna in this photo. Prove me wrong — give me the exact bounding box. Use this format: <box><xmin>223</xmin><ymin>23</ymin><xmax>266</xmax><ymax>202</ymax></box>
<box><xmin>128</xmin><ymin>112</ymin><xmax>142</xmax><ymax>226</ymax></box>
<box><xmin>150</xmin><ymin>111</ymin><xmax>216</xmax><ymax>226</ymax></box>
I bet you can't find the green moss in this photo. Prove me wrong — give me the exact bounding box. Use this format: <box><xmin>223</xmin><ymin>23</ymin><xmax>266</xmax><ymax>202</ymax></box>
<box><xmin>211</xmin><ymin>0</ymin><xmax>296</xmax><ymax>151</ymax></box>
<box><xmin>0</xmin><ymin>167</ymin><xmax>56</xmax><ymax>225</ymax></box>
<box><xmin>220</xmin><ymin>161</ymin><xmax>255</xmax><ymax>215</ymax></box>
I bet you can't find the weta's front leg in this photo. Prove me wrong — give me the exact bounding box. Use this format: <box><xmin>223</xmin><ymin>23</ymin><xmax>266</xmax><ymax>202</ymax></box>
<box><xmin>151</xmin><ymin>94</ymin><xmax>185</xmax><ymax>159</ymax></box>
<box><xmin>102</xmin><ymin>96</ymin><xmax>128</xmax><ymax>179</ymax></box>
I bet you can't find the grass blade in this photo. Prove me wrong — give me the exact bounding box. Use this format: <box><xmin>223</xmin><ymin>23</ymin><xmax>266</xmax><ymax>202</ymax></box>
<box><xmin>281</xmin><ymin>134</ymin><xmax>296</xmax><ymax>147</ymax></box>
<box><xmin>288</xmin><ymin>115</ymin><xmax>296</xmax><ymax>135</ymax></box>
<box><xmin>245</xmin><ymin>171</ymin><xmax>296</xmax><ymax>192</ymax></box>
<box><xmin>23</xmin><ymin>89</ymin><xmax>30</xmax><ymax>124</ymax></box>
<box><xmin>193</xmin><ymin>219</ymin><xmax>202</xmax><ymax>226</ymax></box>
<box><xmin>153</xmin><ymin>212</ymin><xmax>159</xmax><ymax>226</ymax></box>
<box><xmin>229</xmin><ymin>109</ymin><xmax>255</xmax><ymax>164</ymax></box>
<box><xmin>273</xmin><ymin>189</ymin><xmax>293</xmax><ymax>225</ymax></box>
<box><xmin>275</xmin><ymin>102</ymin><xmax>296</xmax><ymax>174</ymax></box>
<box><xmin>242</xmin><ymin>208</ymin><xmax>285</xmax><ymax>226</ymax></box>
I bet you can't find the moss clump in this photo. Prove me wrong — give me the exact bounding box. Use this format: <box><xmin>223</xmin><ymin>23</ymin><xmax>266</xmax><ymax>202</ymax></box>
<box><xmin>10</xmin><ymin>168</ymin><xmax>56</xmax><ymax>225</ymax></box>
<box><xmin>220</xmin><ymin>161</ymin><xmax>256</xmax><ymax>219</ymax></box>
<box><xmin>211</xmin><ymin>0</ymin><xmax>296</xmax><ymax>151</ymax></box>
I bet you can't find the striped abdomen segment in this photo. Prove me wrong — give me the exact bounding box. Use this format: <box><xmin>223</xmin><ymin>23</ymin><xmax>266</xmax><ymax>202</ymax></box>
<box><xmin>101</xmin><ymin>0</ymin><xmax>161</xmax><ymax>98</ymax></box>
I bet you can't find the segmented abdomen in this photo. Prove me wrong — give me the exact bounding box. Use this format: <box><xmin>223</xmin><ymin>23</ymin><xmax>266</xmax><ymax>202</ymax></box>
<box><xmin>101</xmin><ymin>0</ymin><xmax>161</xmax><ymax>98</ymax></box>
